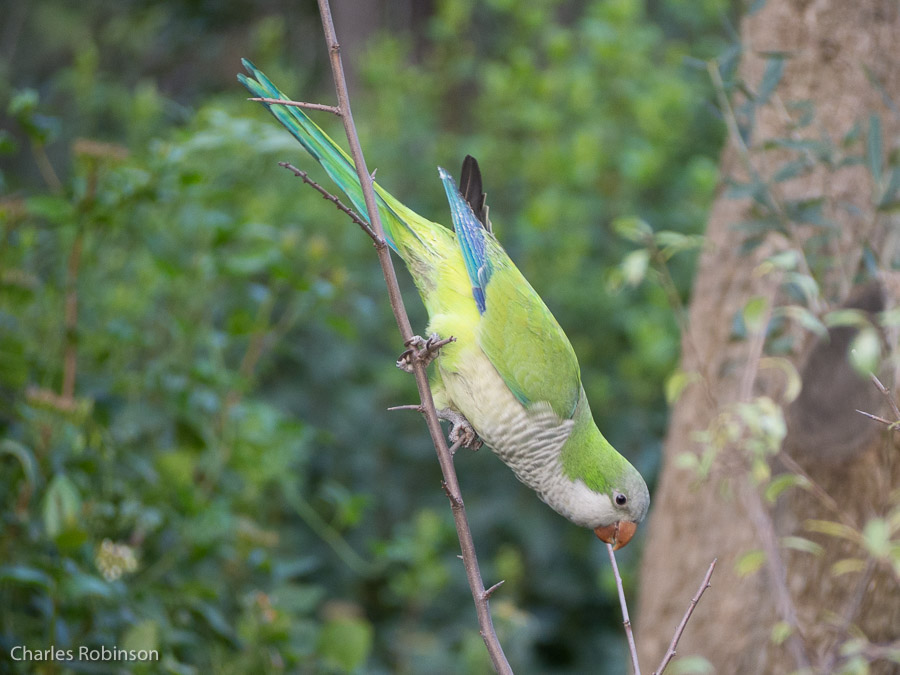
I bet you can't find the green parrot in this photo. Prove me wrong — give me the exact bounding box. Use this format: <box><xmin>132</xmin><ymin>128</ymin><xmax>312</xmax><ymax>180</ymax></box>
<box><xmin>239</xmin><ymin>60</ymin><xmax>649</xmax><ymax>549</ymax></box>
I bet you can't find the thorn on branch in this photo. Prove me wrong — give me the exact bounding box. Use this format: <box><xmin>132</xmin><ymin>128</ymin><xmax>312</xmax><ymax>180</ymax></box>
<box><xmin>277</xmin><ymin>162</ymin><xmax>379</xmax><ymax>241</ymax></box>
<box><xmin>247</xmin><ymin>96</ymin><xmax>341</xmax><ymax>116</ymax></box>
<box><xmin>387</xmin><ymin>403</ymin><xmax>425</xmax><ymax>413</ymax></box>
<box><xmin>441</xmin><ymin>479</ymin><xmax>463</xmax><ymax>509</ymax></box>
<box><xmin>483</xmin><ymin>580</ymin><xmax>505</xmax><ymax>600</ymax></box>
<box><xmin>856</xmin><ymin>373</ymin><xmax>900</xmax><ymax>431</ymax></box>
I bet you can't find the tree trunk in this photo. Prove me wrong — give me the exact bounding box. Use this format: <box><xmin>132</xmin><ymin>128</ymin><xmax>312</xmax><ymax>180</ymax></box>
<box><xmin>636</xmin><ymin>1</ymin><xmax>900</xmax><ymax>673</ymax></box>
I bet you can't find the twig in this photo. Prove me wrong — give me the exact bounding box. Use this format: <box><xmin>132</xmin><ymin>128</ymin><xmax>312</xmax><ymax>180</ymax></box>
<box><xmin>278</xmin><ymin>162</ymin><xmax>376</xmax><ymax>239</ymax></box>
<box><xmin>653</xmin><ymin>559</ymin><xmax>717</xmax><ymax>675</ymax></box>
<box><xmin>606</xmin><ymin>544</ymin><xmax>641</xmax><ymax>675</ymax></box>
<box><xmin>855</xmin><ymin>409</ymin><xmax>898</xmax><ymax>429</ymax></box>
<box><xmin>743</xmin><ymin>486</ymin><xmax>812</xmax><ymax>670</ymax></box>
<box><xmin>247</xmin><ymin>96</ymin><xmax>342</xmax><ymax>116</ymax></box>
<box><xmin>313</xmin><ymin>2</ymin><xmax>512</xmax><ymax>672</ymax></box>
<box><xmin>820</xmin><ymin>559</ymin><xmax>876</xmax><ymax>672</ymax></box>
<box><xmin>870</xmin><ymin>373</ymin><xmax>900</xmax><ymax>422</ymax></box>
<box><xmin>856</xmin><ymin>374</ymin><xmax>900</xmax><ymax>431</ymax></box>
<box><xmin>778</xmin><ymin>451</ymin><xmax>860</xmax><ymax>530</ymax></box>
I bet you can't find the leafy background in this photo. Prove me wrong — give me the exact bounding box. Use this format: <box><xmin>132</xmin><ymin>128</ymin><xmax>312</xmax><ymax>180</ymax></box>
<box><xmin>0</xmin><ymin>0</ymin><xmax>729</xmax><ymax>672</ymax></box>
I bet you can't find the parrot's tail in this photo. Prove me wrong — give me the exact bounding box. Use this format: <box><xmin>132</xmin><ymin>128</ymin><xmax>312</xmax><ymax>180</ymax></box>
<box><xmin>238</xmin><ymin>59</ymin><xmax>439</xmax><ymax>268</ymax></box>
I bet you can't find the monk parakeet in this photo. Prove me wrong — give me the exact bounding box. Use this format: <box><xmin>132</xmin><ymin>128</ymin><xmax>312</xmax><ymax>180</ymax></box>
<box><xmin>239</xmin><ymin>60</ymin><xmax>649</xmax><ymax>549</ymax></box>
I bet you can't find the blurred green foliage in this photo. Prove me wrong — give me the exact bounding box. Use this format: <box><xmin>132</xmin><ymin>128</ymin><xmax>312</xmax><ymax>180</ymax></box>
<box><xmin>1</xmin><ymin>0</ymin><xmax>728</xmax><ymax>672</ymax></box>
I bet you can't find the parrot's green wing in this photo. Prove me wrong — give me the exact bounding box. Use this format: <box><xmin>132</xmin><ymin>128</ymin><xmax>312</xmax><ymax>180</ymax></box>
<box><xmin>439</xmin><ymin>169</ymin><xmax>582</xmax><ymax>420</ymax></box>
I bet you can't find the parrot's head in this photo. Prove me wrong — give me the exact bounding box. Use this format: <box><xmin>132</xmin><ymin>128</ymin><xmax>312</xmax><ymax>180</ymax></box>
<box><xmin>593</xmin><ymin>468</ymin><xmax>650</xmax><ymax>550</ymax></box>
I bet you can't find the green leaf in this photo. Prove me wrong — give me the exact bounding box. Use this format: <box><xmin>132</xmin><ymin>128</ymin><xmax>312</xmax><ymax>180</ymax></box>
<box><xmin>42</xmin><ymin>473</ymin><xmax>82</xmax><ymax>540</ymax></box>
<box><xmin>877</xmin><ymin>166</ymin><xmax>900</xmax><ymax>210</ymax></box>
<box><xmin>26</xmin><ymin>195</ymin><xmax>76</xmax><ymax>225</ymax></box>
<box><xmin>770</xmin><ymin>621</ymin><xmax>794</xmax><ymax>645</ymax></box>
<box><xmin>785</xmin><ymin>197</ymin><xmax>831</xmax><ymax>228</ymax></box>
<box><xmin>0</xmin><ymin>333</ymin><xmax>28</xmax><ymax>388</ymax></box>
<box><xmin>0</xmin><ymin>439</ymin><xmax>38</xmax><ymax>490</ymax></box>
<box><xmin>0</xmin><ymin>565</ymin><xmax>53</xmax><ymax>589</ymax></box>
<box><xmin>765</xmin><ymin>473</ymin><xmax>809</xmax><ymax>502</ymax></box>
<box><xmin>742</xmin><ymin>295</ymin><xmax>768</xmax><ymax>332</ymax></box>
<box><xmin>867</xmin><ymin>114</ymin><xmax>883</xmax><ymax>184</ymax></box>
<box><xmin>612</xmin><ymin>215</ymin><xmax>652</xmax><ymax>243</ymax></box>
<box><xmin>849</xmin><ymin>326</ymin><xmax>881</xmax><ymax>377</ymax></box>
<box><xmin>736</xmin><ymin>549</ymin><xmax>766</xmax><ymax>577</ymax></box>
<box><xmin>757</xmin><ymin>57</ymin><xmax>785</xmax><ymax>104</ymax></box>
<box><xmin>824</xmin><ymin>308</ymin><xmax>871</xmax><ymax>328</ymax></box>
<box><xmin>805</xmin><ymin>519</ymin><xmax>859</xmax><ymax>542</ymax></box>
<box><xmin>620</xmin><ymin>249</ymin><xmax>650</xmax><ymax>286</ymax></box>
<box><xmin>665</xmin><ymin>369</ymin><xmax>699</xmax><ymax>405</ymax></box>
<box><xmin>781</xmin><ymin>536</ymin><xmax>824</xmax><ymax>556</ymax></box>
<box><xmin>669</xmin><ymin>656</ymin><xmax>714</xmax><ymax>675</ymax></box>
<box><xmin>317</xmin><ymin>614</ymin><xmax>373</xmax><ymax>672</ymax></box>
<box><xmin>862</xmin><ymin>518</ymin><xmax>891</xmax><ymax>559</ymax></box>
<box><xmin>832</xmin><ymin>558</ymin><xmax>867</xmax><ymax>576</ymax></box>
<box><xmin>773</xmin><ymin>158</ymin><xmax>811</xmax><ymax>183</ymax></box>
<box><xmin>62</xmin><ymin>571</ymin><xmax>114</xmax><ymax>600</ymax></box>
<box><xmin>773</xmin><ymin>306</ymin><xmax>827</xmax><ymax>339</ymax></box>
<box><xmin>122</xmin><ymin>620</ymin><xmax>159</xmax><ymax>654</ymax></box>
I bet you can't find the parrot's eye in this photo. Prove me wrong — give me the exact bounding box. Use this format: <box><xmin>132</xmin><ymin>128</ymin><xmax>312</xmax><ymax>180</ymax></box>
<box><xmin>615</xmin><ymin>493</ymin><xmax>627</xmax><ymax>506</ymax></box>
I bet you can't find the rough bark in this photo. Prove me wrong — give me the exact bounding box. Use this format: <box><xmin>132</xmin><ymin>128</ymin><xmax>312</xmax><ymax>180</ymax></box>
<box><xmin>636</xmin><ymin>1</ymin><xmax>900</xmax><ymax>673</ymax></box>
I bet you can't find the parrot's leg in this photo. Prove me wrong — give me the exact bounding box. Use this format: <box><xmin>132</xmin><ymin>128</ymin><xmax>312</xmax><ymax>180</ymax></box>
<box><xmin>396</xmin><ymin>333</ymin><xmax>456</xmax><ymax>373</ymax></box>
<box><xmin>436</xmin><ymin>408</ymin><xmax>483</xmax><ymax>453</ymax></box>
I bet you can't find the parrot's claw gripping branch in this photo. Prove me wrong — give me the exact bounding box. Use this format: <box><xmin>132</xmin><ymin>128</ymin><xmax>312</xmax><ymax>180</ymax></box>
<box><xmin>436</xmin><ymin>408</ymin><xmax>483</xmax><ymax>452</ymax></box>
<box><xmin>396</xmin><ymin>333</ymin><xmax>455</xmax><ymax>372</ymax></box>
<box><xmin>386</xmin><ymin>404</ymin><xmax>483</xmax><ymax>453</ymax></box>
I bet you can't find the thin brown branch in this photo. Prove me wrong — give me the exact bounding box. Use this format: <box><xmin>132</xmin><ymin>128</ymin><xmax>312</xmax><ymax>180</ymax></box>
<box><xmin>820</xmin><ymin>559</ymin><xmax>876</xmax><ymax>672</ymax></box>
<box><xmin>247</xmin><ymin>96</ymin><xmax>341</xmax><ymax>116</ymax></box>
<box><xmin>606</xmin><ymin>544</ymin><xmax>641</xmax><ymax>675</ymax></box>
<box><xmin>870</xmin><ymin>373</ymin><xmax>900</xmax><ymax>423</ymax></box>
<box><xmin>856</xmin><ymin>409</ymin><xmax>896</xmax><ymax>426</ymax></box>
<box><xmin>653</xmin><ymin>559</ymin><xmax>717</xmax><ymax>675</ymax></box>
<box><xmin>777</xmin><ymin>452</ymin><xmax>860</xmax><ymax>530</ymax></box>
<box><xmin>314</xmin><ymin>2</ymin><xmax>511</xmax><ymax>672</ymax></box>
<box><xmin>743</xmin><ymin>486</ymin><xmax>812</xmax><ymax>670</ymax></box>
<box><xmin>278</xmin><ymin>162</ymin><xmax>376</xmax><ymax>239</ymax></box>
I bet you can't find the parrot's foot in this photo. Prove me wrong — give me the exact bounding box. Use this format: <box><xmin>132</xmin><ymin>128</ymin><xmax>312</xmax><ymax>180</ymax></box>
<box><xmin>436</xmin><ymin>408</ymin><xmax>483</xmax><ymax>453</ymax></box>
<box><xmin>396</xmin><ymin>333</ymin><xmax>455</xmax><ymax>373</ymax></box>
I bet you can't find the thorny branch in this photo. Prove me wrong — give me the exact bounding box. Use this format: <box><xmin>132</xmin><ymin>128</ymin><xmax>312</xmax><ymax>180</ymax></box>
<box><xmin>857</xmin><ymin>373</ymin><xmax>900</xmax><ymax>430</ymax></box>
<box><xmin>311</xmin><ymin>2</ymin><xmax>512</xmax><ymax>672</ymax></box>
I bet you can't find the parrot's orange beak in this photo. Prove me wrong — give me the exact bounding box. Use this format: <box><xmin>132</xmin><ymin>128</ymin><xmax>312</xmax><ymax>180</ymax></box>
<box><xmin>594</xmin><ymin>521</ymin><xmax>638</xmax><ymax>550</ymax></box>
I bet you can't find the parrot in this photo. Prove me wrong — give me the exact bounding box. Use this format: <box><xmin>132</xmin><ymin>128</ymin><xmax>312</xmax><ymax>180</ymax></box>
<box><xmin>239</xmin><ymin>60</ymin><xmax>649</xmax><ymax>549</ymax></box>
